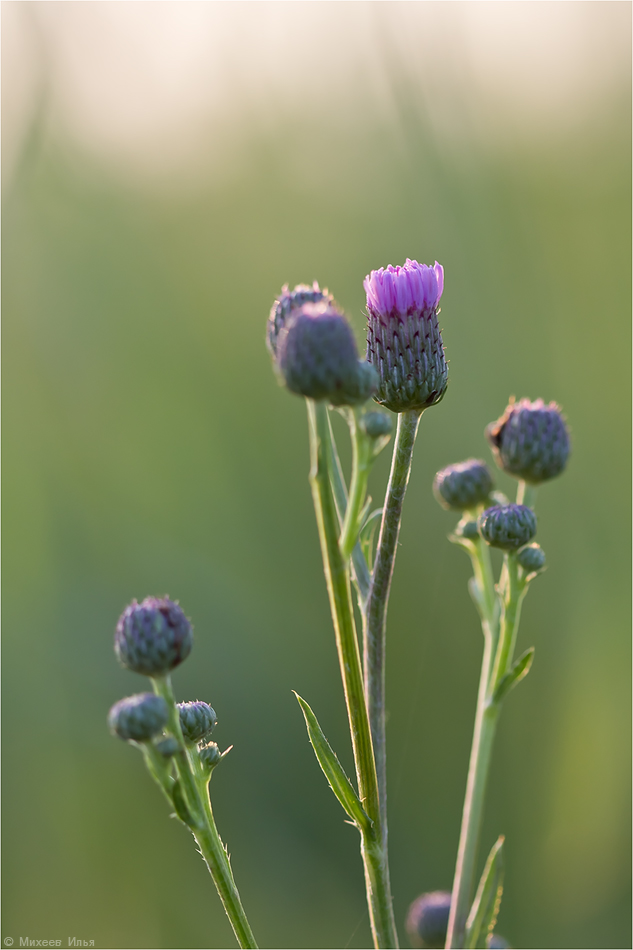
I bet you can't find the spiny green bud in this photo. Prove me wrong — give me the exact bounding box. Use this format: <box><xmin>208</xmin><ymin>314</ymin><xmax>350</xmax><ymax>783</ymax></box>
<box><xmin>154</xmin><ymin>736</ymin><xmax>180</xmax><ymax>758</ymax></box>
<box><xmin>267</xmin><ymin>282</ymin><xmax>332</xmax><ymax>358</ymax></box>
<box><xmin>361</xmin><ymin>410</ymin><xmax>394</xmax><ymax>439</ymax></box>
<box><xmin>108</xmin><ymin>693</ymin><xmax>169</xmax><ymax>742</ymax></box>
<box><xmin>406</xmin><ymin>891</ymin><xmax>451</xmax><ymax>949</ymax></box>
<box><xmin>433</xmin><ymin>459</ymin><xmax>494</xmax><ymax>511</ymax></box>
<box><xmin>455</xmin><ymin>518</ymin><xmax>480</xmax><ymax>540</ymax></box>
<box><xmin>517</xmin><ymin>543</ymin><xmax>546</xmax><ymax>573</ymax></box>
<box><xmin>486</xmin><ymin>397</ymin><xmax>570</xmax><ymax>484</ymax></box>
<box><xmin>478</xmin><ymin>504</ymin><xmax>537</xmax><ymax>551</ymax></box>
<box><xmin>177</xmin><ymin>701</ymin><xmax>217</xmax><ymax>743</ymax></box>
<box><xmin>115</xmin><ymin>597</ymin><xmax>193</xmax><ymax>677</ymax></box>
<box><xmin>199</xmin><ymin>742</ymin><xmax>222</xmax><ymax>771</ymax></box>
<box><xmin>276</xmin><ymin>302</ymin><xmax>377</xmax><ymax>406</ymax></box>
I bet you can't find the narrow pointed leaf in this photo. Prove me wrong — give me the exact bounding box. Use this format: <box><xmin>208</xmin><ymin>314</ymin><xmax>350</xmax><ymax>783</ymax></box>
<box><xmin>493</xmin><ymin>647</ymin><xmax>535</xmax><ymax>704</ymax></box>
<box><xmin>294</xmin><ymin>692</ymin><xmax>371</xmax><ymax>831</ymax></box>
<box><xmin>171</xmin><ymin>779</ymin><xmax>196</xmax><ymax>827</ymax></box>
<box><xmin>465</xmin><ymin>836</ymin><xmax>505</xmax><ymax>949</ymax></box>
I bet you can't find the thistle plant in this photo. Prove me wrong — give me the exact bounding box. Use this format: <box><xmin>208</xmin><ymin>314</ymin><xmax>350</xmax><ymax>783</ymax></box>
<box><xmin>108</xmin><ymin>597</ymin><xmax>257</xmax><ymax>949</ymax></box>
<box><xmin>107</xmin><ymin>262</ymin><xmax>569</xmax><ymax>950</ymax></box>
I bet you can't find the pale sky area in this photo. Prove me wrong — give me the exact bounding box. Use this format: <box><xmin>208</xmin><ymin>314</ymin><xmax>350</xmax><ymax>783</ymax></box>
<box><xmin>3</xmin><ymin>1</ymin><xmax>630</xmax><ymax>184</ymax></box>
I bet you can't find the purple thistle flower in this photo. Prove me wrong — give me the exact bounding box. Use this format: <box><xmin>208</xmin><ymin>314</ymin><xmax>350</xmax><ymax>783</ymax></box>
<box><xmin>114</xmin><ymin>596</ymin><xmax>193</xmax><ymax>677</ymax></box>
<box><xmin>365</xmin><ymin>259</ymin><xmax>448</xmax><ymax>413</ymax></box>
<box><xmin>486</xmin><ymin>398</ymin><xmax>570</xmax><ymax>484</ymax></box>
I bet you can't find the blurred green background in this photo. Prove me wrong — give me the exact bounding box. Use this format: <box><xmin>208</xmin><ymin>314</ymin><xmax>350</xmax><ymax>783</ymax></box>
<box><xmin>3</xmin><ymin>4</ymin><xmax>631</xmax><ymax>949</ymax></box>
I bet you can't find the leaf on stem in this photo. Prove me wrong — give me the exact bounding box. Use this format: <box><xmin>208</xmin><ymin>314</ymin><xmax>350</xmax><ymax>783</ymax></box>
<box><xmin>171</xmin><ymin>779</ymin><xmax>196</xmax><ymax>827</ymax></box>
<box><xmin>493</xmin><ymin>648</ymin><xmax>535</xmax><ymax>704</ymax></box>
<box><xmin>465</xmin><ymin>835</ymin><xmax>505</xmax><ymax>949</ymax></box>
<box><xmin>293</xmin><ymin>692</ymin><xmax>371</xmax><ymax>832</ymax></box>
<box><xmin>359</xmin><ymin>507</ymin><xmax>382</xmax><ymax>566</ymax></box>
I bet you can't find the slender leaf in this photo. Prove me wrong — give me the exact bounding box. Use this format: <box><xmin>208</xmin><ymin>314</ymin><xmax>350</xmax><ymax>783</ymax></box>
<box><xmin>493</xmin><ymin>647</ymin><xmax>535</xmax><ymax>704</ymax></box>
<box><xmin>465</xmin><ymin>836</ymin><xmax>505</xmax><ymax>949</ymax></box>
<box><xmin>294</xmin><ymin>692</ymin><xmax>371</xmax><ymax>831</ymax></box>
<box><xmin>171</xmin><ymin>779</ymin><xmax>195</xmax><ymax>827</ymax></box>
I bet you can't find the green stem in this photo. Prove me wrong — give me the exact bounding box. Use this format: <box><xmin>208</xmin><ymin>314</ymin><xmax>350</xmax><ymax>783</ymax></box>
<box><xmin>325</xmin><ymin>412</ymin><xmax>371</xmax><ymax>603</ymax></box>
<box><xmin>340</xmin><ymin>410</ymin><xmax>372</xmax><ymax>561</ymax></box>
<box><xmin>516</xmin><ymin>480</ymin><xmax>538</xmax><ymax>509</ymax></box>
<box><xmin>364</xmin><ymin>408</ymin><xmax>422</xmax><ymax>831</ymax></box>
<box><xmin>445</xmin><ymin>551</ymin><xmax>524</xmax><ymax>949</ymax></box>
<box><xmin>152</xmin><ymin>677</ymin><xmax>258</xmax><ymax>949</ymax></box>
<box><xmin>308</xmin><ymin>400</ymin><xmax>398</xmax><ymax>949</ymax></box>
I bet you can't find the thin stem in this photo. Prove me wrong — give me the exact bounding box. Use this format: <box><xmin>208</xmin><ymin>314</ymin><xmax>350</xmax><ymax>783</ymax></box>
<box><xmin>152</xmin><ymin>676</ymin><xmax>258</xmax><ymax>950</ymax></box>
<box><xmin>340</xmin><ymin>410</ymin><xmax>372</xmax><ymax>561</ymax></box>
<box><xmin>364</xmin><ymin>408</ymin><xmax>422</xmax><ymax>831</ymax></box>
<box><xmin>325</xmin><ymin>412</ymin><xmax>371</xmax><ymax>604</ymax></box>
<box><xmin>516</xmin><ymin>480</ymin><xmax>538</xmax><ymax>509</ymax></box>
<box><xmin>446</xmin><ymin>551</ymin><xmax>525</xmax><ymax>949</ymax></box>
<box><xmin>308</xmin><ymin>399</ymin><xmax>398</xmax><ymax>949</ymax></box>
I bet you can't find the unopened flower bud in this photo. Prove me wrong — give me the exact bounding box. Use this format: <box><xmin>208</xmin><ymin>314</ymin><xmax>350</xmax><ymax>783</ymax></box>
<box><xmin>199</xmin><ymin>742</ymin><xmax>222</xmax><ymax>771</ymax></box>
<box><xmin>456</xmin><ymin>518</ymin><xmax>480</xmax><ymax>540</ymax></box>
<box><xmin>365</xmin><ymin>259</ymin><xmax>448</xmax><ymax>413</ymax></box>
<box><xmin>108</xmin><ymin>693</ymin><xmax>169</xmax><ymax>742</ymax></box>
<box><xmin>406</xmin><ymin>891</ymin><xmax>451</xmax><ymax>949</ymax></box>
<box><xmin>433</xmin><ymin>459</ymin><xmax>494</xmax><ymax>511</ymax></box>
<box><xmin>486</xmin><ymin>398</ymin><xmax>570</xmax><ymax>484</ymax></box>
<box><xmin>488</xmin><ymin>936</ymin><xmax>511</xmax><ymax>949</ymax></box>
<box><xmin>177</xmin><ymin>701</ymin><xmax>217</xmax><ymax>743</ymax></box>
<box><xmin>115</xmin><ymin>597</ymin><xmax>193</xmax><ymax>676</ymax></box>
<box><xmin>517</xmin><ymin>543</ymin><xmax>546</xmax><ymax>573</ymax></box>
<box><xmin>267</xmin><ymin>282</ymin><xmax>332</xmax><ymax>358</ymax></box>
<box><xmin>276</xmin><ymin>302</ymin><xmax>377</xmax><ymax>406</ymax></box>
<box><xmin>478</xmin><ymin>504</ymin><xmax>537</xmax><ymax>551</ymax></box>
<box><xmin>361</xmin><ymin>411</ymin><xmax>393</xmax><ymax>439</ymax></box>
<box><xmin>154</xmin><ymin>736</ymin><xmax>180</xmax><ymax>758</ymax></box>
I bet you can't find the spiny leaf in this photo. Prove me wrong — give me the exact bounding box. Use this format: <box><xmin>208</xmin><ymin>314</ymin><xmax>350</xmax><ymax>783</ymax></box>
<box><xmin>294</xmin><ymin>692</ymin><xmax>371</xmax><ymax>832</ymax></box>
<box><xmin>465</xmin><ymin>835</ymin><xmax>505</xmax><ymax>949</ymax></box>
<box><xmin>493</xmin><ymin>647</ymin><xmax>535</xmax><ymax>704</ymax></box>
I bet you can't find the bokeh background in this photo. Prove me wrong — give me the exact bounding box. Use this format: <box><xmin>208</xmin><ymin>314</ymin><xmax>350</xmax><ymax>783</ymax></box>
<box><xmin>3</xmin><ymin>3</ymin><xmax>631</xmax><ymax>948</ymax></box>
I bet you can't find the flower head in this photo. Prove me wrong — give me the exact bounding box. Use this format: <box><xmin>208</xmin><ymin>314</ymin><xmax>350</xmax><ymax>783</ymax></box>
<box><xmin>177</xmin><ymin>701</ymin><xmax>217</xmax><ymax>743</ymax></box>
<box><xmin>276</xmin><ymin>301</ymin><xmax>377</xmax><ymax>405</ymax></box>
<box><xmin>517</xmin><ymin>542</ymin><xmax>546</xmax><ymax>573</ymax></box>
<box><xmin>108</xmin><ymin>693</ymin><xmax>169</xmax><ymax>742</ymax></box>
<box><xmin>478</xmin><ymin>504</ymin><xmax>537</xmax><ymax>551</ymax></box>
<box><xmin>406</xmin><ymin>891</ymin><xmax>451</xmax><ymax>949</ymax></box>
<box><xmin>365</xmin><ymin>259</ymin><xmax>448</xmax><ymax>413</ymax></box>
<box><xmin>486</xmin><ymin>398</ymin><xmax>570</xmax><ymax>484</ymax></box>
<box><xmin>267</xmin><ymin>282</ymin><xmax>332</xmax><ymax>358</ymax></box>
<box><xmin>433</xmin><ymin>459</ymin><xmax>494</xmax><ymax>511</ymax></box>
<box><xmin>115</xmin><ymin>597</ymin><xmax>193</xmax><ymax>677</ymax></box>
<box><xmin>199</xmin><ymin>741</ymin><xmax>222</xmax><ymax>771</ymax></box>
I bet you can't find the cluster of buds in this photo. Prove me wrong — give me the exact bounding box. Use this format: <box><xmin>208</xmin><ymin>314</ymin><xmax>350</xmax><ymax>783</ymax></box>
<box><xmin>434</xmin><ymin>398</ymin><xmax>570</xmax><ymax>568</ymax></box>
<box><xmin>108</xmin><ymin>597</ymin><xmax>227</xmax><ymax>779</ymax></box>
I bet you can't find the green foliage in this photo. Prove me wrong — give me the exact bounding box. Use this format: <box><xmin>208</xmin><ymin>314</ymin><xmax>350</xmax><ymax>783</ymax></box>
<box><xmin>294</xmin><ymin>693</ymin><xmax>371</xmax><ymax>832</ymax></box>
